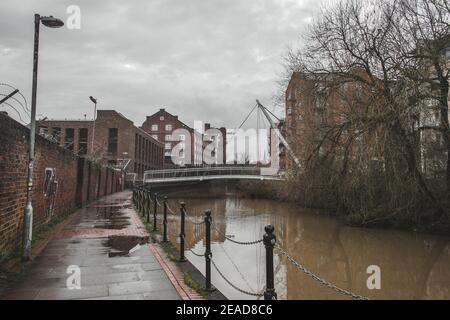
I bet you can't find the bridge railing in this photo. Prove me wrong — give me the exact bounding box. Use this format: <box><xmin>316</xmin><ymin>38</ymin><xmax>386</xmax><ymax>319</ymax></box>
<box><xmin>143</xmin><ymin>166</ymin><xmax>261</xmax><ymax>181</ymax></box>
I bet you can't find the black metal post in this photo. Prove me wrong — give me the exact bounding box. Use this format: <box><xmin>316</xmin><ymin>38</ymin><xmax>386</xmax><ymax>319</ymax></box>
<box><xmin>204</xmin><ymin>209</ymin><xmax>212</xmax><ymax>291</ymax></box>
<box><xmin>146</xmin><ymin>191</ymin><xmax>150</xmax><ymax>222</ymax></box>
<box><xmin>179</xmin><ymin>202</ymin><xmax>187</xmax><ymax>262</ymax></box>
<box><xmin>162</xmin><ymin>196</ymin><xmax>168</xmax><ymax>242</ymax></box>
<box><xmin>263</xmin><ymin>225</ymin><xmax>277</xmax><ymax>300</ymax></box>
<box><xmin>153</xmin><ymin>193</ymin><xmax>158</xmax><ymax>231</ymax></box>
<box><xmin>136</xmin><ymin>189</ymin><xmax>140</xmax><ymax>211</ymax></box>
<box><xmin>139</xmin><ymin>190</ymin><xmax>143</xmax><ymax>213</ymax></box>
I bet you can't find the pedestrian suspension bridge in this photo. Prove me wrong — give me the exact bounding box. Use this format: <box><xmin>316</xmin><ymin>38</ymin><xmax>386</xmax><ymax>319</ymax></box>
<box><xmin>140</xmin><ymin>100</ymin><xmax>299</xmax><ymax>185</ymax></box>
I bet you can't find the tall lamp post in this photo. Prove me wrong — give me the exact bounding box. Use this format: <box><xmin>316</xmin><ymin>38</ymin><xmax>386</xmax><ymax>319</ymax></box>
<box><xmin>23</xmin><ymin>14</ymin><xmax>64</xmax><ymax>261</ymax></box>
<box><xmin>89</xmin><ymin>96</ymin><xmax>97</xmax><ymax>154</ymax></box>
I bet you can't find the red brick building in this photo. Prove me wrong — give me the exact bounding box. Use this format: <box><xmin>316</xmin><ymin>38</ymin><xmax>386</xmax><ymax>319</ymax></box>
<box><xmin>142</xmin><ymin>109</ymin><xmax>227</xmax><ymax>167</ymax></box>
<box><xmin>37</xmin><ymin>110</ymin><xmax>164</xmax><ymax>179</ymax></box>
<box><xmin>284</xmin><ymin>70</ymin><xmax>370</xmax><ymax>170</ymax></box>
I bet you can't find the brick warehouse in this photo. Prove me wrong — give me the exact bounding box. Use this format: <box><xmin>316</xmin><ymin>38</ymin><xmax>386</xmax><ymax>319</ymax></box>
<box><xmin>284</xmin><ymin>69</ymin><xmax>373</xmax><ymax>170</ymax></box>
<box><xmin>142</xmin><ymin>108</ymin><xmax>227</xmax><ymax>166</ymax></box>
<box><xmin>0</xmin><ymin>112</ymin><xmax>122</xmax><ymax>254</ymax></box>
<box><xmin>37</xmin><ymin>110</ymin><xmax>164</xmax><ymax>179</ymax></box>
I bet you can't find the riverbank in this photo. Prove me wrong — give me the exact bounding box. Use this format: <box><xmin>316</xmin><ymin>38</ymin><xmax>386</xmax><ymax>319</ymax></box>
<box><xmin>236</xmin><ymin>180</ymin><xmax>450</xmax><ymax>236</ymax></box>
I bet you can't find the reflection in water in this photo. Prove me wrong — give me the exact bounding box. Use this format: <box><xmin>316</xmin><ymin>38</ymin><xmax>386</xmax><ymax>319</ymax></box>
<box><xmin>162</xmin><ymin>190</ymin><xmax>450</xmax><ymax>300</ymax></box>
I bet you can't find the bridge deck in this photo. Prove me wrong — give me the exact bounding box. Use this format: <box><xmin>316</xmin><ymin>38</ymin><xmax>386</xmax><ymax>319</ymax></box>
<box><xmin>141</xmin><ymin>167</ymin><xmax>283</xmax><ymax>184</ymax></box>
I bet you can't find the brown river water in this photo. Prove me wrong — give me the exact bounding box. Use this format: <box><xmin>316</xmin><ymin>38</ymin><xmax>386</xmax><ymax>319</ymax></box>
<box><xmin>158</xmin><ymin>183</ymin><xmax>450</xmax><ymax>300</ymax></box>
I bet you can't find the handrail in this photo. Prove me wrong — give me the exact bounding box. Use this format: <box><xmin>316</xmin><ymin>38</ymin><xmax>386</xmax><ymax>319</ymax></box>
<box><xmin>143</xmin><ymin>166</ymin><xmax>263</xmax><ymax>181</ymax></box>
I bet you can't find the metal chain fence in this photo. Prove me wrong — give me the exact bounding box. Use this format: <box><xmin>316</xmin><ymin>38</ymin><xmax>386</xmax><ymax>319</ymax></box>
<box><xmin>275</xmin><ymin>245</ymin><xmax>369</xmax><ymax>300</ymax></box>
<box><xmin>213</xmin><ymin>224</ymin><xmax>263</xmax><ymax>246</ymax></box>
<box><xmin>210</xmin><ymin>258</ymin><xmax>263</xmax><ymax>297</ymax></box>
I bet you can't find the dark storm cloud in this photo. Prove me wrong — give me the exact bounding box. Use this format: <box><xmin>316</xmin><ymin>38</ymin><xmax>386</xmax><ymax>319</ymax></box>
<box><xmin>0</xmin><ymin>0</ymin><xmax>321</xmax><ymax>128</ymax></box>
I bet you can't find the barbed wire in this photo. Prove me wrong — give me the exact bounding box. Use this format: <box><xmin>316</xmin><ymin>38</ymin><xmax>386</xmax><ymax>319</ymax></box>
<box><xmin>275</xmin><ymin>245</ymin><xmax>369</xmax><ymax>300</ymax></box>
<box><xmin>0</xmin><ymin>83</ymin><xmax>29</xmax><ymax>112</ymax></box>
<box><xmin>0</xmin><ymin>101</ymin><xmax>28</xmax><ymax>124</ymax></box>
<box><xmin>212</xmin><ymin>224</ymin><xmax>263</xmax><ymax>246</ymax></box>
<box><xmin>211</xmin><ymin>258</ymin><xmax>264</xmax><ymax>297</ymax></box>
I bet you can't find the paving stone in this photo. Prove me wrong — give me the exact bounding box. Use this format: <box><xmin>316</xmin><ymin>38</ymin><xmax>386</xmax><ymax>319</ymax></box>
<box><xmin>108</xmin><ymin>279</ymin><xmax>174</xmax><ymax>296</ymax></box>
<box><xmin>36</xmin><ymin>285</ymin><xmax>109</xmax><ymax>300</ymax></box>
<box><xmin>0</xmin><ymin>191</ymin><xmax>180</xmax><ymax>300</ymax></box>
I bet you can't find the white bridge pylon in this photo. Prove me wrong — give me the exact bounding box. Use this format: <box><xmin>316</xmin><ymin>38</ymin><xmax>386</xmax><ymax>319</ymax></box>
<box><xmin>143</xmin><ymin>166</ymin><xmax>283</xmax><ymax>184</ymax></box>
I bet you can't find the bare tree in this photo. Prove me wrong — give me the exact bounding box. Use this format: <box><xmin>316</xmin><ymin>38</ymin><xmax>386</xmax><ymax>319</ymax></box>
<box><xmin>283</xmin><ymin>0</ymin><xmax>450</xmax><ymax>226</ymax></box>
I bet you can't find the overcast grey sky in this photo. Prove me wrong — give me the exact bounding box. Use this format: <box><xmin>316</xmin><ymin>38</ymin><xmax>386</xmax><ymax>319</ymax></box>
<box><xmin>0</xmin><ymin>0</ymin><xmax>322</xmax><ymax>129</ymax></box>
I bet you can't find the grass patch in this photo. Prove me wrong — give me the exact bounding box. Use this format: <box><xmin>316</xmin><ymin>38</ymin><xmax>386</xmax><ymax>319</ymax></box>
<box><xmin>166</xmin><ymin>252</ymin><xmax>177</xmax><ymax>262</ymax></box>
<box><xmin>183</xmin><ymin>271</ymin><xmax>208</xmax><ymax>298</ymax></box>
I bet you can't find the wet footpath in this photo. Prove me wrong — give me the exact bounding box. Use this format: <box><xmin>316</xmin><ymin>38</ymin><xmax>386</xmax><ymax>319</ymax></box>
<box><xmin>0</xmin><ymin>191</ymin><xmax>181</xmax><ymax>300</ymax></box>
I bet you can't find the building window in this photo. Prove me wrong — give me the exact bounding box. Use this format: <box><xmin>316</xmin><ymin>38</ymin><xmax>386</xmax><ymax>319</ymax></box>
<box><xmin>152</xmin><ymin>124</ymin><xmax>158</xmax><ymax>131</ymax></box>
<box><xmin>165</xmin><ymin>134</ymin><xmax>172</xmax><ymax>141</ymax></box>
<box><xmin>52</xmin><ymin>127</ymin><xmax>61</xmax><ymax>144</ymax></box>
<box><xmin>78</xmin><ymin>128</ymin><xmax>88</xmax><ymax>156</ymax></box>
<box><xmin>165</xmin><ymin>143</ymin><xmax>171</xmax><ymax>150</ymax></box>
<box><xmin>152</xmin><ymin>135</ymin><xmax>158</xmax><ymax>140</ymax></box>
<box><xmin>64</xmin><ymin>128</ymin><xmax>74</xmax><ymax>151</ymax></box>
<box><xmin>39</xmin><ymin>126</ymin><xmax>48</xmax><ymax>135</ymax></box>
<box><xmin>108</xmin><ymin>128</ymin><xmax>118</xmax><ymax>156</ymax></box>
<box><xmin>180</xmin><ymin>134</ymin><xmax>186</xmax><ymax>141</ymax></box>
<box><xmin>165</xmin><ymin>124</ymin><xmax>172</xmax><ymax>131</ymax></box>
<box><xmin>160</xmin><ymin>116</ymin><xmax>164</xmax><ymax>121</ymax></box>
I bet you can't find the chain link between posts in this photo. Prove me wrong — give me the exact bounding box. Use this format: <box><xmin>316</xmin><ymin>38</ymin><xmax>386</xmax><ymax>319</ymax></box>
<box><xmin>183</xmin><ymin>235</ymin><xmax>205</xmax><ymax>257</ymax></box>
<box><xmin>134</xmin><ymin>189</ymin><xmax>368</xmax><ymax>300</ymax></box>
<box><xmin>275</xmin><ymin>245</ymin><xmax>369</xmax><ymax>300</ymax></box>
<box><xmin>212</xmin><ymin>224</ymin><xmax>263</xmax><ymax>246</ymax></box>
<box><xmin>210</xmin><ymin>258</ymin><xmax>264</xmax><ymax>297</ymax></box>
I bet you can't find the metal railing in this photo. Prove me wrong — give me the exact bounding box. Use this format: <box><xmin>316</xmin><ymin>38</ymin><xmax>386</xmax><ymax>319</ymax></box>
<box><xmin>143</xmin><ymin>166</ymin><xmax>263</xmax><ymax>181</ymax></box>
<box><xmin>132</xmin><ymin>186</ymin><xmax>368</xmax><ymax>300</ymax></box>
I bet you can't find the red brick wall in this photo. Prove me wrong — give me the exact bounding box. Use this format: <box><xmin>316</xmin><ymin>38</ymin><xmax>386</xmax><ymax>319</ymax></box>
<box><xmin>0</xmin><ymin>113</ymin><xmax>120</xmax><ymax>254</ymax></box>
<box><xmin>37</xmin><ymin>110</ymin><xmax>164</xmax><ymax>181</ymax></box>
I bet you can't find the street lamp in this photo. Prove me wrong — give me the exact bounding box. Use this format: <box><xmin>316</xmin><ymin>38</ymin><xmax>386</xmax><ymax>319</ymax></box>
<box><xmin>89</xmin><ymin>96</ymin><xmax>97</xmax><ymax>154</ymax></box>
<box><xmin>23</xmin><ymin>14</ymin><xmax>64</xmax><ymax>261</ymax></box>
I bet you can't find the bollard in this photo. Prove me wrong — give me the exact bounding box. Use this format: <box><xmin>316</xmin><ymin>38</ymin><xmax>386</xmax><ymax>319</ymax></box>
<box><xmin>162</xmin><ymin>196</ymin><xmax>168</xmax><ymax>242</ymax></box>
<box><xmin>140</xmin><ymin>190</ymin><xmax>143</xmax><ymax>213</ymax></box>
<box><xmin>146</xmin><ymin>191</ymin><xmax>150</xmax><ymax>222</ymax></box>
<box><xmin>179</xmin><ymin>202</ymin><xmax>187</xmax><ymax>262</ymax></box>
<box><xmin>263</xmin><ymin>225</ymin><xmax>277</xmax><ymax>300</ymax></box>
<box><xmin>153</xmin><ymin>193</ymin><xmax>158</xmax><ymax>231</ymax></box>
<box><xmin>135</xmin><ymin>189</ymin><xmax>139</xmax><ymax>211</ymax></box>
<box><xmin>204</xmin><ymin>209</ymin><xmax>212</xmax><ymax>291</ymax></box>
<box><xmin>137</xmin><ymin>190</ymin><xmax>142</xmax><ymax>212</ymax></box>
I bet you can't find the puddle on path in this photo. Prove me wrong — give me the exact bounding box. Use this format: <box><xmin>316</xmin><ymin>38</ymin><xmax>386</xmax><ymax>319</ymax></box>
<box><xmin>93</xmin><ymin>207</ymin><xmax>131</xmax><ymax>230</ymax></box>
<box><xmin>104</xmin><ymin>236</ymin><xmax>145</xmax><ymax>257</ymax></box>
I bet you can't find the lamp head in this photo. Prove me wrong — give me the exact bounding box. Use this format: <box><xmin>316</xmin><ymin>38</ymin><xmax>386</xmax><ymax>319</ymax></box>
<box><xmin>40</xmin><ymin>16</ymin><xmax>64</xmax><ymax>28</ymax></box>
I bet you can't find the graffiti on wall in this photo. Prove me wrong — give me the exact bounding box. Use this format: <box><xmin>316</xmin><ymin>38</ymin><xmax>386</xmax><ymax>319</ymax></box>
<box><xmin>43</xmin><ymin>168</ymin><xmax>59</xmax><ymax>221</ymax></box>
